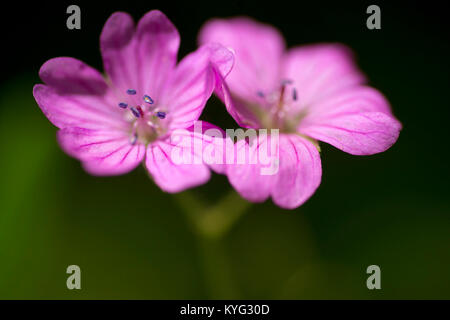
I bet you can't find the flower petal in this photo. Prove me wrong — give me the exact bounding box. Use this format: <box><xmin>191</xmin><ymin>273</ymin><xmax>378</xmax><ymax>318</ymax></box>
<box><xmin>302</xmin><ymin>86</ymin><xmax>393</xmax><ymax>117</ymax></box>
<box><xmin>299</xmin><ymin>87</ymin><xmax>402</xmax><ymax>155</ymax></box>
<box><xmin>199</xmin><ymin>17</ymin><xmax>285</xmax><ymax>103</ymax></box>
<box><xmin>282</xmin><ymin>44</ymin><xmax>366</xmax><ymax>111</ymax></box>
<box><xmin>58</xmin><ymin>127</ymin><xmax>145</xmax><ymax>176</ymax></box>
<box><xmin>215</xmin><ymin>80</ymin><xmax>262</xmax><ymax>128</ymax></box>
<box><xmin>271</xmin><ymin>134</ymin><xmax>322</xmax><ymax>209</ymax></box>
<box><xmin>38</xmin><ymin>56</ymin><xmax>108</xmax><ymax>94</ymax></box>
<box><xmin>33</xmin><ymin>57</ymin><xmax>126</xmax><ymax>130</ymax></box>
<box><xmin>182</xmin><ymin>121</ymin><xmax>231</xmax><ymax>174</ymax></box>
<box><xmin>135</xmin><ymin>10</ymin><xmax>180</xmax><ymax>96</ymax></box>
<box><xmin>145</xmin><ymin>134</ymin><xmax>211</xmax><ymax>193</ymax></box>
<box><xmin>226</xmin><ymin>133</ymin><xmax>278</xmax><ymax>203</ymax></box>
<box><xmin>226</xmin><ymin>133</ymin><xmax>322</xmax><ymax>209</ymax></box>
<box><xmin>160</xmin><ymin>44</ymin><xmax>235</xmax><ymax>130</ymax></box>
<box><xmin>100</xmin><ymin>12</ymin><xmax>136</xmax><ymax>91</ymax></box>
<box><xmin>100</xmin><ymin>10</ymin><xmax>179</xmax><ymax>96</ymax></box>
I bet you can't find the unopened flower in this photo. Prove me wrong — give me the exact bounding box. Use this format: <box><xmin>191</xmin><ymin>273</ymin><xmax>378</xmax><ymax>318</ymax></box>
<box><xmin>199</xmin><ymin>17</ymin><xmax>402</xmax><ymax>209</ymax></box>
<box><xmin>33</xmin><ymin>10</ymin><xmax>234</xmax><ymax>192</ymax></box>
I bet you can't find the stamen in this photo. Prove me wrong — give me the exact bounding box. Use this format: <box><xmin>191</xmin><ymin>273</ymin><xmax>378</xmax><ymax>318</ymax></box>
<box><xmin>156</xmin><ymin>111</ymin><xmax>166</xmax><ymax>119</ymax></box>
<box><xmin>118</xmin><ymin>102</ymin><xmax>128</xmax><ymax>109</ymax></box>
<box><xmin>279</xmin><ymin>84</ymin><xmax>286</xmax><ymax>106</ymax></box>
<box><xmin>292</xmin><ymin>88</ymin><xmax>297</xmax><ymax>101</ymax></box>
<box><xmin>136</xmin><ymin>106</ymin><xmax>144</xmax><ymax>117</ymax></box>
<box><xmin>257</xmin><ymin>91</ymin><xmax>265</xmax><ymax>98</ymax></box>
<box><xmin>130</xmin><ymin>133</ymin><xmax>138</xmax><ymax>145</ymax></box>
<box><xmin>130</xmin><ymin>106</ymin><xmax>141</xmax><ymax>118</ymax></box>
<box><xmin>127</xmin><ymin>89</ymin><xmax>137</xmax><ymax>95</ymax></box>
<box><xmin>281</xmin><ymin>79</ymin><xmax>293</xmax><ymax>86</ymax></box>
<box><xmin>143</xmin><ymin>95</ymin><xmax>154</xmax><ymax>104</ymax></box>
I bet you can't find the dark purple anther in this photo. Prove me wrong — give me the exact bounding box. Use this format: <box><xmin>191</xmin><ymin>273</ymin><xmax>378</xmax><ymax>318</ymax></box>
<box><xmin>118</xmin><ymin>102</ymin><xmax>128</xmax><ymax>109</ymax></box>
<box><xmin>143</xmin><ymin>95</ymin><xmax>154</xmax><ymax>104</ymax></box>
<box><xmin>292</xmin><ymin>88</ymin><xmax>297</xmax><ymax>101</ymax></box>
<box><xmin>130</xmin><ymin>106</ymin><xmax>141</xmax><ymax>118</ymax></box>
<box><xmin>156</xmin><ymin>111</ymin><xmax>166</xmax><ymax>119</ymax></box>
<box><xmin>257</xmin><ymin>91</ymin><xmax>265</xmax><ymax>98</ymax></box>
<box><xmin>130</xmin><ymin>133</ymin><xmax>138</xmax><ymax>145</ymax></box>
<box><xmin>127</xmin><ymin>89</ymin><xmax>137</xmax><ymax>95</ymax></box>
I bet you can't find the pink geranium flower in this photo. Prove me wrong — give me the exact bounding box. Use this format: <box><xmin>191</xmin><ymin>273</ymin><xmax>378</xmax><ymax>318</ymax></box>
<box><xmin>199</xmin><ymin>17</ymin><xmax>402</xmax><ymax>209</ymax></box>
<box><xmin>33</xmin><ymin>10</ymin><xmax>234</xmax><ymax>192</ymax></box>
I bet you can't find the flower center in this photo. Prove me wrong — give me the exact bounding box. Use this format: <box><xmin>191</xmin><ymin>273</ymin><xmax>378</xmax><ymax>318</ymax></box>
<box><xmin>255</xmin><ymin>80</ymin><xmax>306</xmax><ymax>133</ymax></box>
<box><xmin>117</xmin><ymin>89</ymin><xmax>167</xmax><ymax>145</ymax></box>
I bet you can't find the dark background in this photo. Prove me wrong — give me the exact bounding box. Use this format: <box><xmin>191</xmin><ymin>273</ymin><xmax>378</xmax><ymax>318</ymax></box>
<box><xmin>0</xmin><ymin>0</ymin><xmax>449</xmax><ymax>298</ymax></box>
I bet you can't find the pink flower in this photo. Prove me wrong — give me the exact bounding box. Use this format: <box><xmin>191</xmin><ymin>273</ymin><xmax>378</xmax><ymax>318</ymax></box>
<box><xmin>33</xmin><ymin>10</ymin><xmax>234</xmax><ymax>193</ymax></box>
<box><xmin>199</xmin><ymin>17</ymin><xmax>402</xmax><ymax>209</ymax></box>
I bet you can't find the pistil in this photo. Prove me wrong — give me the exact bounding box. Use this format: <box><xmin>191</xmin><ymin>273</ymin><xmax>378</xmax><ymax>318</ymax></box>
<box><xmin>255</xmin><ymin>80</ymin><xmax>301</xmax><ymax>132</ymax></box>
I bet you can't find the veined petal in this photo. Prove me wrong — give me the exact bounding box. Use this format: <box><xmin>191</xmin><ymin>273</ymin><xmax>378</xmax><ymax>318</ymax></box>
<box><xmin>100</xmin><ymin>10</ymin><xmax>179</xmax><ymax>96</ymax></box>
<box><xmin>226</xmin><ymin>133</ymin><xmax>322</xmax><ymax>209</ymax></box>
<box><xmin>58</xmin><ymin>127</ymin><xmax>145</xmax><ymax>176</ymax></box>
<box><xmin>160</xmin><ymin>44</ymin><xmax>234</xmax><ymax>130</ymax></box>
<box><xmin>182</xmin><ymin>121</ymin><xmax>231</xmax><ymax>174</ymax></box>
<box><xmin>282</xmin><ymin>43</ymin><xmax>366</xmax><ymax>112</ymax></box>
<box><xmin>38</xmin><ymin>56</ymin><xmax>108</xmax><ymax>94</ymax></box>
<box><xmin>302</xmin><ymin>86</ymin><xmax>393</xmax><ymax>117</ymax></box>
<box><xmin>226</xmin><ymin>133</ymin><xmax>278</xmax><ymax>203</ymax></box>
<box><xmin>300</xmin><ymin>112</ymin><xmax>401</xmax><ymax>155</ymax></box>
<box><xmin>271</xmin><ymin>134</ymin><xmax>322</xmax><ymax>209</ymax></box>
<box><xmin>199</xmin><ymin>17</ymin><xmax>285</xmax><ymax>104</ymax></box>
<box><xmin>100</xmin><ymin>12</ymin><xmax>136</xmax><ymax>91</ymax></box>
<box><xmin>145</xmin><ymin>136</ymin><xmax>211</xmax><ymax>193</ymax></box>
<box><xmin>135</xmin><ymin>10</ymin><xmax>180</xmax><ymax>96</ymax></box>
<box><xmin>299</xmin><ymin>87</ymin><xmax>402</xmax><ymax>155</ymax></box>
<box><xmin>33</xmin><ymin>57</ymin><xmax>126</xmax><ymax>130</ymax></box>
<box><xmin>214</xmin><ymin>77</ymin><xmax>262</xmax><ymax>129</ymax></box>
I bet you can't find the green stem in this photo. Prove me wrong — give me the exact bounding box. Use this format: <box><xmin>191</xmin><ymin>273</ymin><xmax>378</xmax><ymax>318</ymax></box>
<box><xmin>197</xmin><ymin>235</ymin><xmax>239</xmax><ymax>299</ymax></box>
<box><xmin>175</xmin><ymin>189</ymin><xmax>251</xmax><ymax>239</ymax></box>
<box><xmin>174</xmin><ymin>189</ymin><xmax>251</xmax><ymax>298</ymax></box>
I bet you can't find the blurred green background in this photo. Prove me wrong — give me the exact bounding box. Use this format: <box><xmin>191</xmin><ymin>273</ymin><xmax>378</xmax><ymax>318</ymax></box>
<box><xmin>0</xmin><ymin>0</ymin><xmax>449</xmax><ymax>299</ymax></box>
